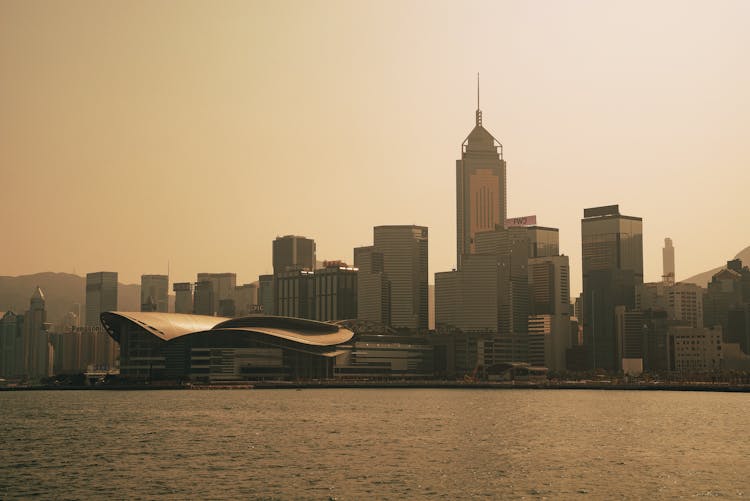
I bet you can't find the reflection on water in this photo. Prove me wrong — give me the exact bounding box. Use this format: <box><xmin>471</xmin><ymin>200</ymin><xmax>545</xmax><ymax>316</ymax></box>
<box><xmin>1</xmin><ymin>389</ymin><xmax>748</xmax><ymax>499</ymax></box>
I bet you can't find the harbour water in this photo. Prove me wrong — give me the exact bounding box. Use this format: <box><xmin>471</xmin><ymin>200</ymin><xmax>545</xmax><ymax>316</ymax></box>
<box><xmin>1</xmin><ymin>389</ymin><xmax>748</xmax><ymax>499</ymax></box>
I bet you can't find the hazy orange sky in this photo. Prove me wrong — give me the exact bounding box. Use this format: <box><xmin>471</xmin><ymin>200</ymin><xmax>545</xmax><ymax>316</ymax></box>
<box><xmin>1</xmin><ymin>0</ymin><xmax>748</xmax><ymax>295</ymax></box>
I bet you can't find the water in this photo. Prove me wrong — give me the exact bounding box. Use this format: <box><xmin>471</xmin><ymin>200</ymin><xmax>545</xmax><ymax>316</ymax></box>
<box><xmin>1</xmin><ymin>389</ymin><xmax>748</xmax><ymax>499</ymax></box>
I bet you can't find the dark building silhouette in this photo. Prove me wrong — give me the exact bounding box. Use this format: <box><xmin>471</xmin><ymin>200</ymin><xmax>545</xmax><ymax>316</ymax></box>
<box><xmin>272</xmin><ymin>235</ymin><xmax>316</xmax><ymax>275</ymax></box>
<box><xmin>581</xmin><ymin>205</ymin><xmax>643</xmax><ymax>371</ymax></box>
<box><xmin>86</xmin><ymin>272</ymin><xmax>118</xmax><ymax>326</ymax></box>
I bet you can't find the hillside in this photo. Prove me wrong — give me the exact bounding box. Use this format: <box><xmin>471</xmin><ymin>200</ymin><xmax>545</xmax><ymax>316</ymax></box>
<box><xmin>0</xmin><ymin>272</ymin><xmax>141</xmax><ymax>326</ymax></box>
<box><xmin>682</xmin><ymin>246</ymin><xmax>750</xmax><ymax>287</ymax></box>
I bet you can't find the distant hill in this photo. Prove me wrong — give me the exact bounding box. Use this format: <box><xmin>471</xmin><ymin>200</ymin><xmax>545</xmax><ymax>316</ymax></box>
<box><xmin>0</xmin><ymin>272</ymin><xmax>141</xmax><ymax>326</ymax></box>
<box><xmin>682</xmin><ymin>246</ymin><xmax>750</xmax><ymax>287</ymax></box>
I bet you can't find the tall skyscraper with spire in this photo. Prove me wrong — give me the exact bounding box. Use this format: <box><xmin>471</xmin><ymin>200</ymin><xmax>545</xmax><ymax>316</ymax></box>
<box><xmin>456</xmin><ymin>75</ymin><xmax>507</xmax><ymax>268</ymax></box>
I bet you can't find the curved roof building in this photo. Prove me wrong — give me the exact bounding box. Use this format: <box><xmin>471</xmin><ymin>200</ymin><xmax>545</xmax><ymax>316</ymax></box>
<box><xmin>101</xmin><ymin>312</ymin><xmax>354</xmax><ymax>382</ymax></box>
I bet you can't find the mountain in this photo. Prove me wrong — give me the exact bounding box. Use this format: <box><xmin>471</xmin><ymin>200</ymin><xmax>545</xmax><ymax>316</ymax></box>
<box><xmin>0</xmin><ymin>272</ymin><xmax>141</xmax><ymax>326</ymax></box>
<box><xmin>682</xmin><ymin>246</ymin><xmax>750</xmax><ymax>287</ymax></box>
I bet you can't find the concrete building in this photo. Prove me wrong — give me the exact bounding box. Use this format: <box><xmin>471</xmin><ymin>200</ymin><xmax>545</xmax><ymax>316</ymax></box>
<box><xmin>173</xmin><ymin>282</ymin><xmax>193</xmax><ymax>314</ymax></box>
<box><xmin>581</xmin><ymin>205</ymin><xmax>643</xmax><ymax>371</ymax></box>
<box><xmin>528</xmin><ymin>255</ymin><xmax>571</xmax><ymax>371</ymax></box>
<box><xmin>234</xmin><ymin>283</ymin><xmax>259</xmax><ymax>317</ymax></box>
<box><xmin>272</xmin><ymin>235</ymin><xmax>316</xmax><ymax>275</ymax></box>
<box><xmin>196</xmin><ymin>273</ymin><xmax>237</xmax><ymax>317</ymax></box>
<box><xmin>703</xmin><ymin>260</ymin><xmax>750</xmax><ymax>335</ymax></box>
<box><xmin>615</xmin><ymin>306</ymin><xmax>644</xmax><ymax>375</ymax></box>
<box><xmin>193</xmin><ymin>280</ymin><xmax>214</xmax><ymax>316</ymax></box>
<box><xmin>22</xmin><ymin>287</ymin><xmax>53</xmax><ymax>379</ymax></box>
<box><xmin>455</xmin><ymin>89</ymin><xmax>507</xmax><ymax>268</ymax></box>
<box><xmin>663</xmin><ymin>237</ymin><xmax>675</xmax><ymax>284</ymax></box>
<box><xmin>275</xmin><ymin>270</ymin><xmax>315</xmax><ymax>319</ymax></box>
<box><xmin>0</xmin><ymin>311</ymin><xmax>24</xmax><ymax>378</ymax></box>
<box><xmin>86</xmin><ymin>272</ymin><xmax>118</xmax><ymax>327</ymax></box>
<box><xmin>435</xmin><ymin>254</ymin><xmax>500</xmax><ymax>334</ymax></box>
<box><xmin>140</xmin><ymin>274</ymin><xmax>169</xmax><ymax>312</ymax></box>
<box><xmin>353</xmin><ymin>246</ymin><xmax>390</xmax><ymax>327</ymax></box>
<box><xmin>257</xmin><ymin>275</ymin><xmax>274</xmax><ymax>315</ymax></box>
<box><xmin>670</xmin><ymin>326</ymin><xmax>723</xmax><ymax>373</ymax></box>
<box><xmin>314</xmin><ymin>263</ymin><xmax>358</xmax><ymax>322</ymax></box>
<box><xmin>369</xmin><ymin>225</ymin><xmax>428</xmax><ymax>333</ymax></box>
<box><xmin>637</xmin><ymin>281</ymin><xmax>704</xmax><ymax>329</ymax></box>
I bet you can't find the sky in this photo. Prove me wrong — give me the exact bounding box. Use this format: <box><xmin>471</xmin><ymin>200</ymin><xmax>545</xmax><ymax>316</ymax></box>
<box><xmin>1</xmin><ymin>0</ymin><xmax>749</xmax><ymax>296</ymax></box>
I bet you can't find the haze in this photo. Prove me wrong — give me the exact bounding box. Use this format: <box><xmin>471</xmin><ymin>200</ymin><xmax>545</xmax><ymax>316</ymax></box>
<box><xmin>1</xmin><ymin>0</ymin><xmax>748</xmax><ymax>295</ymax></box>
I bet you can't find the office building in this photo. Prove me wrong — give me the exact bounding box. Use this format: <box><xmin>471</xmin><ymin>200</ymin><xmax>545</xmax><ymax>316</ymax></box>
<box><xmin>581</xmin><ymin>205</ymin><xmax>643</xmax><ymax>371</ymax></box>
<box><xmin>86</xmin><ymin>272</ymin><xmax>118</xmax><ymax>327</ymax></box>
<box><xmin>455</xmin><ymin>87</ymin><xmax>507</xmax><ymax>268</ymax></box>
<box><xmin>273</xmin><ymin>235</ymin><xmax>316</xmax><ymax>275</ymax></box>
<box><xmin>670</xmin><ymin>326</ymin><xmax>723</xmax><ymax>373</ymax></box>
<box><xmin>314</xmin><ymin>263</ymin><xmax>358</xmax><ymax>321</ymax></box>
<box><xmin>275</xmin><ymin>270</ymin><xmax>315</xmax><ymax>319</ymax></box>
<box><xmin>528</xmin><ymin>255</ymin><xmax>571</xmax><ymax>371</ymax></box>
<box><xmin>193</xmin><ymin>280</ymin><xmax>215</xmax><ymax>316</ymax></box>
<box><xmin>353</xmin><ymin>246</ymin><xmax>390</xmax><ymax>327</ymax></box>
<box><xmin>234</xmin><ymin>283</ymin><xmax>259</xmax><ymax>317</ymax></box>
<box><xmin>173</xmin><ymin>282</ymin><xmax>193</xmax><ymax>314</ymax></box>
<box><xmin>196</xmin><ymin>273</ymin><xmax>237</xmax><ymax>315</ymax></box>
<box><xmin>258</xmin><ymin>275</ymin><xmax>275</xmax><ymax>315</ymax></box>
<box><xmin>435</xmin><ymin>254</ymin><xmax>500</xmax><ymax>334</ymax></box>
<box><xmin>637</xmin><ymin>281</ymin><xmax>704</xmax><ymax>329</ymax></box>
<box><xmin>703</xmin><ymin>259</ymin><xmax>750</xmax><ymax>334</ymax></box>
<box><xmin>141</xmin><ymin>274</ymin><xmax>169</xmax><ymax>312</ymax></box>
<box><xmin>615</xmin><ymin>306</ymin><xmax>644</xmax><ymax>375</ymax></box>
<box><xmin>0</xmin><ymin>311</ymin><xmax>24</xmax><ymax>378</ymax></box>
<box><xmin>23</xmin><ymin>287</ymin><xmax>53</xmax><ymax>379</ymax></box>
<box><xmin>365</xmin><ymin>225</ymin><xmax>428</xmax><ymax>333</ymax></box>
<box><xmin>663</xmin><ymin>237</ymin><xmax>675</xmax><ymax>284</ymax></box>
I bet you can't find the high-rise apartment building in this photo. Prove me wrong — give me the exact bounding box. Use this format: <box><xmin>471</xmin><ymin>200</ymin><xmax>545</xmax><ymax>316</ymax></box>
<box><xmin>141</xmin><ymin>274</ymin><xmax>169</xmax><ymax>312</ymax></box>
<box><xmin>581</xmin><ymin>205</ymin><xmax>643</xmax><ymax>371</ymax></box>
<box><xmin>86</xmin><ymin>272</ymin><xmax>118</xmax><ymax>327</ymax></box>
<box><xmin>456</xmin><ymin>90</ymin><xmax>507</xmax><ymax>268</ymax></box>
<box><xmin>173</xmin><ymin>282</ymin><xmax>193</xmax><ymax>314</ymax></box>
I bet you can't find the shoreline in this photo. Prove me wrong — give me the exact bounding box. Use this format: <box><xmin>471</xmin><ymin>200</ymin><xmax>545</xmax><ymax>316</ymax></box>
<box><xmin>2</xmin><ymin>382</ymin><xmax>750</xmax><ymax>392</ymax></box>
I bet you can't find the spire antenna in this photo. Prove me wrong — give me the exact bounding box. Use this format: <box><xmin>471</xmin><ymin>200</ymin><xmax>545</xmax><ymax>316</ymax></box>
<box><xmin>475</xmin><ymin>72</ymin><xmax>482</xmax><ymax>127</ymax></box>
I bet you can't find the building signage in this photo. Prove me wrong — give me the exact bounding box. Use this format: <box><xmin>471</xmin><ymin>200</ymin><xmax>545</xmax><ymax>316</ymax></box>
<box><xmin>504</xmin><ymin>215</ymin><xmax>537</xmax><ymax>227</ymax></box>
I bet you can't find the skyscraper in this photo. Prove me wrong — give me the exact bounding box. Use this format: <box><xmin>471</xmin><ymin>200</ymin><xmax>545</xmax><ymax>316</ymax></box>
<box><xmin>354</xmin><ymin>246</ymin><xmax>391</xmax><ymax>326</ymax></box>
<box><xmin>357</xmin><ymin>226</ymin><xmax>428</xmax><ymax>333</ymax></box>
<box><xmin>196</xmin><ymin>273</ymin><xmax>236</xmax><ymax>316</ymax></box>
<box><xmin>86</xmin><ymin>272</ymin><xmax>118</xmax><ymax>327</ymax></box>
<box><xmin>456</xmin><ymin>81</ymin><xmax>507</xmax><ymax>268</ymax></box>
<box><xmin>141</xmin><ymin>274</ymin><xmax>169</xmax><ymax>312</ymax></box>
<box><xmin>24</xmin><ymin>286</ymin><xmax>52</xmax><ymax>378</ymax></box>
<box><xmin>173</xmin><ymin>282</ymin><xmax>193</xmax><ymax>314</ymax></box>
<box><xmin>581</xmin><ymin>205</ymin><xmax>643</xmax><ymax>371</ymax></box>
<box><xmin>663</xmin><ymin>237</ymin><xmax>675</xmax><ymax>284</ymax></box>
<box><xmin>272</xmin><ymin>235</ymin><xmax>316</xmax><ymax>275</ymax></box>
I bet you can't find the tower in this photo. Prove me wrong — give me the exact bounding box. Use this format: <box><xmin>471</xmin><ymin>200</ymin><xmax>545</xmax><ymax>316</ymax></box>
<box><xmin>663</xmin><ymin>237</ymin><xmax>675</xmax><ymax>285</ymax></box>
<box><xmin>581</xmin><ymin>205</ymin><xmax>643</xmax><ymax>371</ymax></box>
<box><xmin>456</xmin><ymin>76</ymin><xmax>507</xmax><ymax>268</ymax></box>
<box><xmin>86</xmin><ymin>272</ymin><xmax>118</xmax><ymax>327</ymax></box>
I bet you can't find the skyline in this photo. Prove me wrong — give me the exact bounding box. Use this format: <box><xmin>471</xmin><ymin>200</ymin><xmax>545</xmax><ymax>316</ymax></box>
<box><xmin>2</xmin><ymin>1</ymin><xmax>749</xmax><ymax>296</ymax></box>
